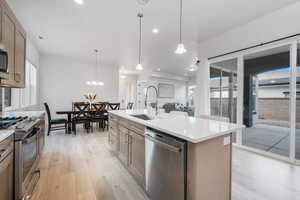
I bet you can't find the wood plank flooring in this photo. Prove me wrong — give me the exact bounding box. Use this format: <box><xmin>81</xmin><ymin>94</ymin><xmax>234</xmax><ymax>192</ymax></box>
<box><xmin>32</xmin><ymin>130</ymin><xmax>300</xmax><ymax>200</ymax></box>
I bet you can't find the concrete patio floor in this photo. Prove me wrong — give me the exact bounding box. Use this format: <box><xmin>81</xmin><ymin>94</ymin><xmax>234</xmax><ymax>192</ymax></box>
<box><xmin>242</xmin><ymin>123</ymin><xmax>300</xmax><ymax>159</ymax></box>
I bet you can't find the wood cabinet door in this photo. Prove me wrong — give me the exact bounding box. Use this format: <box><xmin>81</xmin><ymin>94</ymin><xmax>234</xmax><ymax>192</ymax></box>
<box><xmin>108</xmin><ymin>129</ymin><xmax>119</xmax><ymax>153</ymax></box>
<box><xmin>1</xmin><ymin>9</ymin><xmax>15</xmax><ymax>86</ymax></box>
<box><xmin>119</xmin><ymin>127</ymin><xmax>129</xmax><ymax>165</ymax></box>
<box><xmin>128</xmin><ymin>131</ymin><xmax>145</xmax><ymax>185</ymax></box>
<box><xmin>14</xmin><ymin>28</ymin><xmax>26</xmax><ymax>87</ymax></box>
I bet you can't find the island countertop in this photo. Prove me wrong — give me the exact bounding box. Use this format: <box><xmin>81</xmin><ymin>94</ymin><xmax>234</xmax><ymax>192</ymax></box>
<box><xmin>108</xmin><ymin>110</ymin><xmax>244</xmax><ymax>143</ymax></box>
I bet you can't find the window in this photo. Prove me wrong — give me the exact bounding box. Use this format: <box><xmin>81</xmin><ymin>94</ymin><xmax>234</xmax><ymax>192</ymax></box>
<box><xmin>3</xmin><ymin>60</ymin><xmax>37</xmax><ymax>111</ymax></box>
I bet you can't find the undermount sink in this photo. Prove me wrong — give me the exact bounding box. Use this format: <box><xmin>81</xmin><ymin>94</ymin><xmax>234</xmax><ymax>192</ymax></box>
<box><xmin>130</xmin><ymin>114</ymin><xmax>152</xmax><ymax>121</ymax></box>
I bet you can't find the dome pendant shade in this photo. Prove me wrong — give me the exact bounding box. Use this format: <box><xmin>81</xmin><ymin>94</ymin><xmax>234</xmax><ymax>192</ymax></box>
<box><xmin>175</xmin><ymin>43</ymin><xmax>187</xmax><ymax>54</ymax></box>
<box><xmin>136</xmin><ymin>63</ymin><xmax>143</xmax><ymax>70</ymax></box>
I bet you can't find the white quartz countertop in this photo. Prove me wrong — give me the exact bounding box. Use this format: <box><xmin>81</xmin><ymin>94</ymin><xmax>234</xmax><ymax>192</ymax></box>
<box><xmin>109</xmin><ymin>110</ymin><xmax>244</xmax><ymax>143</ymax></box>
<box><xmin>0</xmin><ymin>129</ymin><xmax>14</xmax><ymax>143</ymax></box>
<box><xmin>3</xmin><ymin>111</ymin><xmax>45</xmax><ymax>118</ymax></box>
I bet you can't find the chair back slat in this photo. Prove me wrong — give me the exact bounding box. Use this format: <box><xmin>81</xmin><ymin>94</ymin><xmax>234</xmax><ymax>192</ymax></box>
<box><xmin>92</xmin><ymin>103</ymin><xmax>107</xmax><ymax>112</ymax></box>
<box><xmin>72</xmin><ymin>101</ymin><xmax>86</xmax><ymax>111</ymax></box>
<box><xmin>73</xmin><ymin>102</ymin><xmax>90</xmax><ymax>118</ymax></box>
<box><xmin>108</xmin><ymin>103</ymin><xmax>120</xmax><ymax>110</ymax></box>
<box><xmin>127</xmin><ymin>102</ymin><xmax>134</xmax><ymax>110</ymax></box>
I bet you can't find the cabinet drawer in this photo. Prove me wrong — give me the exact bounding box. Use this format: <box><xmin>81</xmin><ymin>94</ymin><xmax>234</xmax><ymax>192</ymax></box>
<box><xmin>119</xmin><ymin>125</ymin><xmax>129</xmax><ymax>134</ymax></box>
<box><xmin>129</xmin><ymin>121</ymin><xmax>145</xmax><ymax>136</ymax></box>
<box><xmin>0</xmin><ymin>135</ymin><xmax>13</xmax><ymax>150</ymax></box>
<box><xmin>119</xmin><ymin>118</ymin><xmax>130</xmax><ymax>128</ymax></box>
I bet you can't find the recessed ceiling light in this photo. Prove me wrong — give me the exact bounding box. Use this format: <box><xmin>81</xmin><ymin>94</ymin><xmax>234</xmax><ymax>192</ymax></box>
<box><xmin>157</xmin><ymin>68</ymin><xmax>161</xmax><ymax>71</ymax></box>
<box><xmin>152</xmin><ymin>28</ymin><xmax>159</xmax><ymax>34</ymax></box>
<box><xmin>74</xmin><ymin>0</ymin><xmax>84</xmax><ymax>5</ymax></box>
<box><xmin>120</xmin><ymin>75</ymin><xmax>127</xmax><ymax>79</ymax></box>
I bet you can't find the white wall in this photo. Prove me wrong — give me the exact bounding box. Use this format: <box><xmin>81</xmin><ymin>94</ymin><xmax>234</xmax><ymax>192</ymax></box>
<box><xmin>195</xmin><ymin>1</ymin><xmax>300</xmax><ymax>116</ymax></box>
<box><xmin>39</xmin><ymin>55</ymin><xmax>119</xmax><ymax>117</ymax></box>
<box><xmin>26</xmin><ymin>37</ymin><xmax>40</xmax><ymax>67</ymax></box>
<box><xmin>119</xmin><ymin>75</ymin><xmax>137</xmax><ymax>109</ymax></box>
<box><xmin>198</xmin><ymin>1</ymin><xmax>300</xmax><ymax>59</ymax></box>
<box><xmin>144</xmin><ymin>77</ymin><xmax>187</xmax><ymax>106</ymax></box>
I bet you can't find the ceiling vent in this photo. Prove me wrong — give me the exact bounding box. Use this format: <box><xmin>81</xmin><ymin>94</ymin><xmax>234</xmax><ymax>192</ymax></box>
<box><xmin>136</xmin><ymin>0</ymin><xmax>150</xmax><ymax>5</ymax></box>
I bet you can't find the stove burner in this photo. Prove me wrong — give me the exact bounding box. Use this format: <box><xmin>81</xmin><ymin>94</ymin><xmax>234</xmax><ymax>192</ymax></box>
<box><xmin>0</xmin><ymin>116</ymin><xmax>28</xmax><ymax>129</ymax></box>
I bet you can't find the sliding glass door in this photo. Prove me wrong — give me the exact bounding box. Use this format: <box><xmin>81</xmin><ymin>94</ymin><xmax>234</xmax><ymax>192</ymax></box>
<box><xmin>242</xmin><ymin>45</ymin><xmax>291</xmax><ymax>158</ymax></box>
<box><xmin>210</xmin><ymin>58</ymin><xmax>237</xmax><ymax>123</ymax></box>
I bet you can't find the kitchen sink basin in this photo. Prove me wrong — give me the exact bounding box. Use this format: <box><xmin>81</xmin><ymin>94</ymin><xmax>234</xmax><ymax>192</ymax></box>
<box><xmin>130</xmin><ymin>114</ymin><xmax>152</xmax><ymax>121</ymax></box>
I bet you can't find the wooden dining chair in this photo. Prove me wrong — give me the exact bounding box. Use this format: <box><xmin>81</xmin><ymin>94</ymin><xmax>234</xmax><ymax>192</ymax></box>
<box><xmin>44</xmin><ymin>103</ymin><xmax>67</xmax><ymax>135</ymax></box>
<box><xmin>91</xmin><ymin>103</ymin><xmax>108</xmax><ymax>131</ymax></box>
<box><xmin>108</xmin><ymin>103</ymin><xmax>120</xmax><ymax>110</ymax></box>
<box><xmin>72</xmin><ymin>102</ymin><xmax>92</xmax><ymax>135</ymax></box>
<box><xmin>127</xmin><ymin>102</ymin><xmax>134</xmax><ymax>110</ymax></box>
<box><xmin>72</xmin><ymin>101</ymin><xmax>87</xmax><ymax>111</ymax></box>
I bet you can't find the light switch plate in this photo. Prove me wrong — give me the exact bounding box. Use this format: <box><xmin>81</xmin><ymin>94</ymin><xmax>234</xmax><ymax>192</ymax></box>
<box><xmin>223</xmin><ymin>136</ymin><xmax>231</xmax><ymax>146</ymax></box>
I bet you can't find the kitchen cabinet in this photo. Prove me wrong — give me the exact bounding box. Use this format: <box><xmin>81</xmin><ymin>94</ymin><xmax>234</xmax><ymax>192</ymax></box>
<box><xmin>128</xmin><ymin>130</ymin><xmax>145</xmax><ymax>186</ymax></box>
<box><xmin>108</xmin><ymin>114</ymin><xmax>146</xmax><ymax>188</ymax></box>
<box><xmin>0</xmin><ymin>0</ymin><xmax>26</xmax><ymax>88</ymax></box>
<box><xmin>14</xmin><ymin>26</ymin><xmax>26</xmax><ymax>87</ymax></box>
<box><xmin>118</xmin><ymin>125</ymin><xmax>129</xmax><ymax>165</ymax></box>
<box><xmin>0</xmin><ymin>135</ymin><xmax>14</xmax><ymax>200</ymax></box>
<box><xmin>1</xmin><ymin>5</ymin><xmax>15</xmax><ymax>87</ymax></box>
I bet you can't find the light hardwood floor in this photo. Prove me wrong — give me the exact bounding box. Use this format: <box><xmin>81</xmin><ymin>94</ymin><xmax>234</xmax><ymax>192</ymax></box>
<box><xmin>32</xmin><ymin>130</ymin><xmax>300</xmax><ymax>200</ymax></box>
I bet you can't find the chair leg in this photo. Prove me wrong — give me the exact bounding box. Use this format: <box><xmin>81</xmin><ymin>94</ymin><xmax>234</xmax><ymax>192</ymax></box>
<box><xmin>72</xmin><ymin>122</ymin><xmax>76</xmax><ymax>135</ymax></box>
<box><xmin>47</xmin><ymin>124</ymin><xmax>51</xmax><ymax>136</ymax></box>
<box><xmin>103</xmin><ymin>120</ymin><xmax>105</xmax><ymax>132</ymax></box>
<box><xmin>65</xmin><ymin>122</ymin><xmax>67</xmax><ymax>134</ymax></box>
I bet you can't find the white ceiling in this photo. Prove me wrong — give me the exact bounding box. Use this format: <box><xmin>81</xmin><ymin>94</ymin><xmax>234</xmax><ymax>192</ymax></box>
<box><xmin>8</xmin><ymin>0</ymin><xmax>299</xmax><ymax>76</ymax></box>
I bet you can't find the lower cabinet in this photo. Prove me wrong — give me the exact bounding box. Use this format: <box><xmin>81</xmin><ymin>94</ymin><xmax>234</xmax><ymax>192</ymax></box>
<box><xmin>108</xmin><ymin>129</ymin><xmax>119</xmax><ymax>153</ymax></box>
<box><xmin>108</xmin><ymin>114</ymin><xmax>146</xmax><ymax>188</ymax></box>
<box><xmin>118</xmin><ymin>126</ymin><xmax>129</xmax><ymax>165</ymax></box>
<box><xmin>128</xmin><ymin>130</ymin><xmax>145</xmax><ymax>186</ymax></box>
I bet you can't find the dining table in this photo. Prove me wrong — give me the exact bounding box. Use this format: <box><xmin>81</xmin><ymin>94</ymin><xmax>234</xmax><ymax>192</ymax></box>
<box><xmin>56</xmin><ymin>110</ymin><xmax>98</xmax><ymax>134</ymax></box>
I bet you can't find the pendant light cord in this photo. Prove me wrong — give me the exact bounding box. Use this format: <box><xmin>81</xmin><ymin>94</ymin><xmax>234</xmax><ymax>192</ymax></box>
<box><xmin>95</xmin><ymin>49</ymin><xmax>98</xmax><ymax>78</ymax></box>
<box><xmin>179</xmin><ymin>0</ymin><xmax>183</xmax><ymax>43</ymax></box>
<box><xmin>138</xmin><ymin>13</ymin><xmax>143</xmax><ymax>64</ymax></box>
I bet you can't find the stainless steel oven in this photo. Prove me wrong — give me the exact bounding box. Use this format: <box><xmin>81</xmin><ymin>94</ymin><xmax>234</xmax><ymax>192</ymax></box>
<box><xmin>15</xmin><ymin>120</ymin><xmax>41</xmax><ymax>200</ymax></box>
<box><xmin>0</xmin><ymin>135</ymin><xmax>14</xmax><ymax>200</ymax></box>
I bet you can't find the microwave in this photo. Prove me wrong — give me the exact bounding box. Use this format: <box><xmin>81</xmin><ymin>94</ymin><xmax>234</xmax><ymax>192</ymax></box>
<box><xmin>0</xmin><ymin>49</ymin><xmax>8</xmax><ymax>79</ymax></box>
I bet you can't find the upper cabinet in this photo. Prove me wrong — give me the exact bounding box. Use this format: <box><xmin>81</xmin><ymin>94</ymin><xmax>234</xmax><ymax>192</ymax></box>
<box><xmin>0</xmin><ymin>0</ymin><xmax>26</xmax><ymax>88</ymax></box>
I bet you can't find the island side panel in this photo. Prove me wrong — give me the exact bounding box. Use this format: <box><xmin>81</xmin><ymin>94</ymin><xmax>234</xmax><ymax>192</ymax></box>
<box><xmin>187</xmin><ymin>134</ymin><xmax>232</xmax><ymax>200</ymax></box>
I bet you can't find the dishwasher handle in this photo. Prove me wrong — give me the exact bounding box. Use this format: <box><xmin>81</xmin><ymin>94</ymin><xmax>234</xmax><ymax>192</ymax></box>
<box><xmin>145</xmin><ymin>134</ymin><xmax>182</xmax><ymax>153</ymax></box>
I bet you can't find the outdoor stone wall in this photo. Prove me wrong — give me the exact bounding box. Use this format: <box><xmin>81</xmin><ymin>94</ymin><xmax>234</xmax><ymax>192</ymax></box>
<box><xmin>258</xmin><ymin>98</ymin><xmax>300</xmax><ymax>122</ymax></box>
<box><xmin>210</xmin><ymin>98</ymin><xmax>300</xmax><ymax>123</ymax></box>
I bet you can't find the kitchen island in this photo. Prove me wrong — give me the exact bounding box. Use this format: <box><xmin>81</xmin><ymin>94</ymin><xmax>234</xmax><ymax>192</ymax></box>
<box><xmin>108</xmin><ymin>110</ymin><xmax>243</xmax><ymax>200</ymax></box>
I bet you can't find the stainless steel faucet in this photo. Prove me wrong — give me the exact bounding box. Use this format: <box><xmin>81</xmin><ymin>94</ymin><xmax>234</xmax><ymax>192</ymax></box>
<box><xmin>145</xmin><ymin>85</ymin><xmax>159</xmax><ymax>116</ymax></box>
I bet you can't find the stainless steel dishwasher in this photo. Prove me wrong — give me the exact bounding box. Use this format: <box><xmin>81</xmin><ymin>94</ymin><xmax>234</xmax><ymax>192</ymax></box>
<box><xmin>145</xmin><ymin>128</ymin><xmax>187</xmax><ymax>200</ymax></box>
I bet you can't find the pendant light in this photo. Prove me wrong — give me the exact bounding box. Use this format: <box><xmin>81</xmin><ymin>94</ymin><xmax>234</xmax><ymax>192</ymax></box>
<box><xmin>86</xmin><ymin>49</ymin><xmax>104</xmax><ymax>86</ymax></box>
<box><xmin>136</xmin><ymin>13</ymin><xmax>144</xmax><ymax>70</ymax></box>
<box><xmin>175</xmin><ymin>0</ymin><xmax>186</xmax><ymax>54</ymax></box>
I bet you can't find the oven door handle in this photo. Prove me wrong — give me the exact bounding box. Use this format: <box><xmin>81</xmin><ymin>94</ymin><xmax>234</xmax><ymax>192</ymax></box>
<box><xmin>23</xmin><ymin>133</ymin><xmax>37</xmax><ymax>144</ymax></box>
